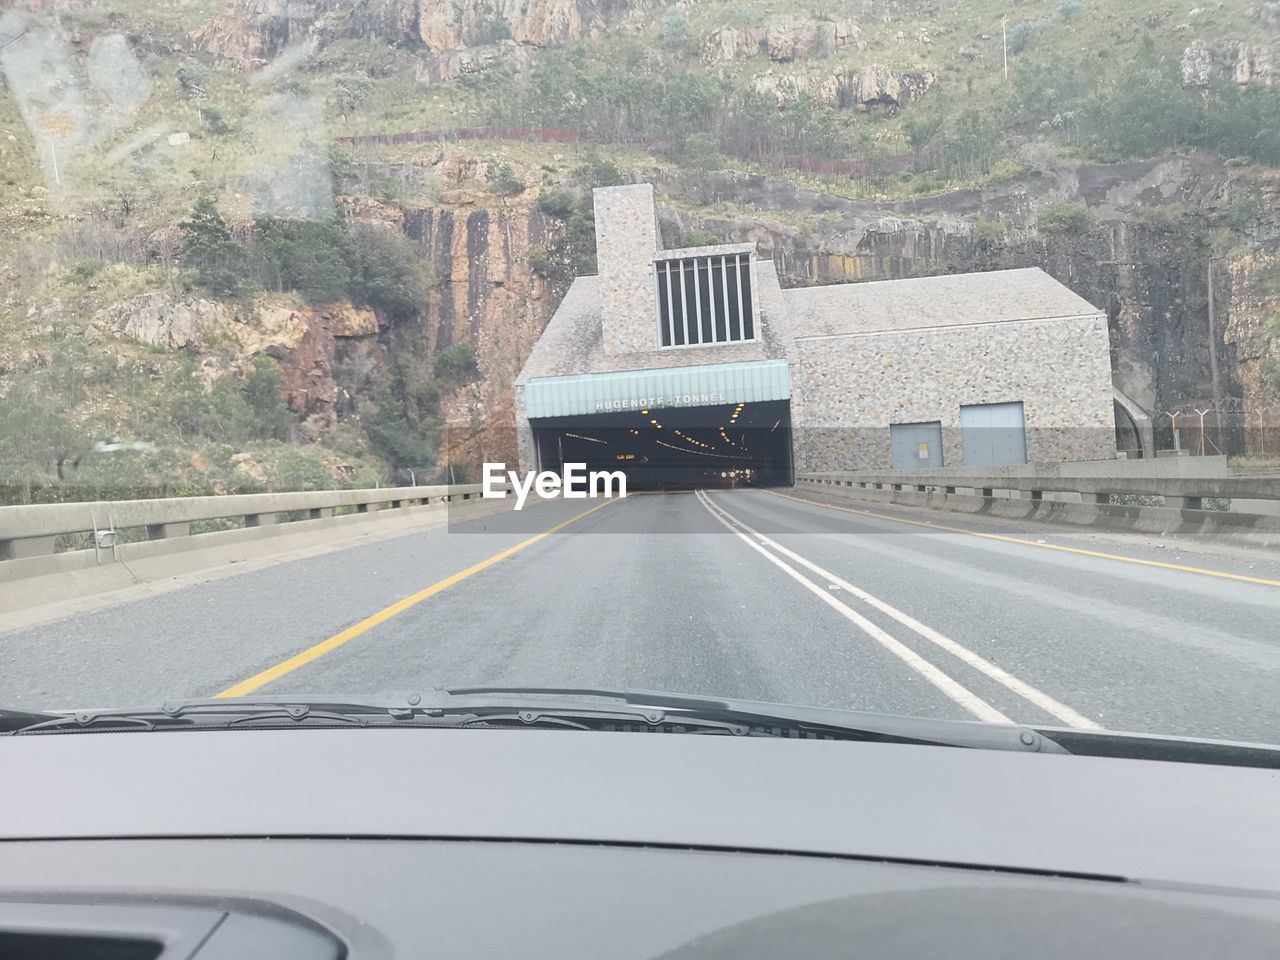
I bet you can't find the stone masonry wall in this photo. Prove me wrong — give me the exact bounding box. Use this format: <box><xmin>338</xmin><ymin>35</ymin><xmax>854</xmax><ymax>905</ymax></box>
<box><xmin>594</xmin><ymin>184</ymin><xmax>660</xmax><ymax>355</ymax></box>
<box><xmin>790</xmin><ymin>316</ymin><xmax>1116</xmax><ymax>471</ymax></box>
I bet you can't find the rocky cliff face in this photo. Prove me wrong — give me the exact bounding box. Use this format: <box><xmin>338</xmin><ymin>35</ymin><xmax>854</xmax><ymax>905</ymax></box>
<box><xmin>403</xmin><ymin>197</ymin><xmax>556</xmax><ymax>465</ymax></box>
<box><xmin>701</xmin><ymin>16</ymin><xmax>860</xmax><ymax>64</ymax></box>
<box><xmin>649</xmin><ymin>155</ymin><xmax>1280</xmax><ymax>439</ymax></box>
<box><xmin>200</xmin><ymin>0</ymin><xmax>642</xmax><ymax>67</ymax></box>
<box><xmin>1226</xmin><ymin>249</ymin><xmax>1280</xmax><ymax>418</ymax></box>
<box><xmin>91</xmin><ymin>291</ymin><xmax>384</xmax><ymax>431</ymax></box>
<box><xmin>419</xmin><ymin>0</ymin><xmax>643</xmax><ymax>52</ymax></box>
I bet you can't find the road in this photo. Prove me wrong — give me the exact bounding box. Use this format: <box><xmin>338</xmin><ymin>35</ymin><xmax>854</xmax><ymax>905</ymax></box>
<box><xmin>3</xmin><ymin>486</ymin><xmax>1280</xmax><ymax>743</ymax></box>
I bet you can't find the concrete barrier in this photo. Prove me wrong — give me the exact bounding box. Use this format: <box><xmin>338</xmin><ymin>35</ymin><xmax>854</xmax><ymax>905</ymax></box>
<box><xmin>0</xmin><ymin>484</ymin><xmax>487</xmax><ymax>562</ymax></box>
<box><xmin>0</xmin><ymin>490</ymin><xmax>516</xmax><ymax>627</ymax></box>
<box><xmin>795</xmin><ymin>470</ymin><xmax>1280</xmax><ymax>547</ymax></box>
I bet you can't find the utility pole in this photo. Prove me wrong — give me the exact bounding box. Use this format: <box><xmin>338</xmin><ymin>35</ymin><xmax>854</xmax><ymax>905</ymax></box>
<box><xmin>1002</xmin><ymin>16</ymin><xmax>1009</xmax><ymax>81</ymax></box>
<box><xmin>1207</xmin><ymin>259</ymin><xmax>1223</xmax><ymax>448</ymax></box>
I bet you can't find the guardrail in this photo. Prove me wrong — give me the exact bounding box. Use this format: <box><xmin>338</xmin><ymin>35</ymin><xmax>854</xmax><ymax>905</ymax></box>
<box><xmin>798</xmin><ymin>471</ymin><xmax>1280</xmax><ymax>509</ymax></box>
<box><xmin>795</xmin><ymin>470</ymin><xmax>1280</xmax><ymax>542</ymax></box>
<box><xmin>0</xmin><ymin>484</ymin><xmax>487</xmax><ymax>561</ymax></box>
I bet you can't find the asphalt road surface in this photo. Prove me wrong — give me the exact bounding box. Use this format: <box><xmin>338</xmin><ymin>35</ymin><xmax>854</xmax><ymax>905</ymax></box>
<box><xmin>4</xmin><ymin>486</ymin><xmax>1280</xmax><ymax>744</ymax></box>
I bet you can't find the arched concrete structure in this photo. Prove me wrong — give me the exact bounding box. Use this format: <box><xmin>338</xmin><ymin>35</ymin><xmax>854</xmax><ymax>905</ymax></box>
<box><xmin>1112</xmin><ymin>384</ymin><xmax>1156</xmax><ymax>459</ymax></box>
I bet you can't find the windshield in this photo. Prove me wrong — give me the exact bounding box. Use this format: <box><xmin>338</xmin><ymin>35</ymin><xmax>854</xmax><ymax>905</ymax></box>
<box><xmin>1</xmin><ymin>0</ymin><xmax>1278</xmax><ymax>755</ymax></box>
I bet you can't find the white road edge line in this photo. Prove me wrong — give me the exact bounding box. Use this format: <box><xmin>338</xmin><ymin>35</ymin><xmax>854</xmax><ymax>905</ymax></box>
<box><xmin>707</xmin><ymin>489</ymin><xmax>1101</xmax><ymax>730</ymax></box>
<box><xmin>694</xmin><ymin>490</ymin><xmax>1011</xmax><ymax>724</ymax></box>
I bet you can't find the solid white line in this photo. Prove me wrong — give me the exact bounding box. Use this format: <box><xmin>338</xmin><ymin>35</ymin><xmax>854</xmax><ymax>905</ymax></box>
<box><xmin>694</xmin><ymin>491</ymin><xmax>1011</xmax><ymax>723</ymax></box>
<box><xmin>707</xmin><ymin>490</ymin><xmax>1100</xmax><ymax>730</ymax></box>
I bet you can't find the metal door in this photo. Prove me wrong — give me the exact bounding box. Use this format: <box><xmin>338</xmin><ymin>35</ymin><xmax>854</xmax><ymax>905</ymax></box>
<box><xmin>890</xmin><ymin>421</ymin><xmax>944</xmax><ymax>469</ymax></box>
<box><xmin>960</xmin><ymin>402</ymin><xmax>1027</xmax><ymax>466</ymax></box>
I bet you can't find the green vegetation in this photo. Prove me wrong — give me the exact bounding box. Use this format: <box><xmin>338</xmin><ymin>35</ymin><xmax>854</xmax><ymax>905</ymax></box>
<box><xmin>433</xmin><ymin>342</ymin><xmax>481</xmax><ymax>389</ymax></box>
<box><xmin>527</xmin><ymin>243</ymin><xmax>552</xmax><ymax>277</ymax></box>
<box><xmin>5</xmin><ymin>0</ymin><xmax>1280</xmax><ymax>502</ymax></box>
<box><xmin>360</xmin><ymin>349</ymin><xmax>441</xmax><ymax>474</ymax></box>
<box><xmin>487</xmin><ymin>162</ymin><xmax>527</xmax><ymax>200</ymax></box>
<box><xmin>184</xmin><ymin>199</ymin><xmax>429</xmax><ymax>324</ymax></box>
<box><xmin>680</xmin><ymin>228</ymin><xmax>722</xmax><ymax>247</ymax></box>
<box><xmin>1037</xmin><ymin>201</ymin><xmax>1099</xmax><ymax>237</ymax></box>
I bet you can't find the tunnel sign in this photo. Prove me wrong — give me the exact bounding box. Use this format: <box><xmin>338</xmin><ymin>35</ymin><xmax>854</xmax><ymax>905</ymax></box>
<box><xmin>594</xmin><ymin>392</ymin><xmax>725</xmax><ymax>413</ymax></box>
<box><xmin>523</xmin><ymin>359</ymin><xmax>790</xmax><ymax>420</ymax></box>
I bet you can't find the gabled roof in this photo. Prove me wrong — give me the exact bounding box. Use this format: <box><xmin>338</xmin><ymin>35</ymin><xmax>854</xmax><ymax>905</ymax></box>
<box><xmin>783</xmin><ymin>267</ymin><xmax>1103</xmax><ymax>339</ymax></box>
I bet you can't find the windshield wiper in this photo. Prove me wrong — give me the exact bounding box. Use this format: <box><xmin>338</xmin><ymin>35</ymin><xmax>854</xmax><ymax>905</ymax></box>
<box><xmin>2</xmin><ymin>688</ymin><xmax>1064</xmax><ymax>753</ymax></box>
<box><xmin>7</xmin><ymin>688</ymin><xmax>1279</xmax><ymax>767</ymax></box>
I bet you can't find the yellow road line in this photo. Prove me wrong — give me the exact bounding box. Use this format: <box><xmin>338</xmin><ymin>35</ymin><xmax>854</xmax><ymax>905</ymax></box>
<box><xmin>215</xmin><ymin>497</ymin><xmax>621</xmax><ymax>698</ymax></box>
<box><xmin>763</xmin><ymin>488</ymin><xmax>1280</xmax><ymax>589</ymax></box>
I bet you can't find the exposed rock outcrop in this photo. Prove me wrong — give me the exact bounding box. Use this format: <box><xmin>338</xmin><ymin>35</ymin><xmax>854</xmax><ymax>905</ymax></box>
<box><xmin>91</xmin><ymin>293</ymin><xmax>232</xmax><ymax>350</ymax></box>
<box><xmin>419</xmin><ymin>0</ymin><xmax>643</xmax><ymax>53</ymax></box>
<box><xmin>200</xmin><ymin>0</ymin><xmax>637</xmax><ymax>66</ymax></box>
<box><xmin>702</xmin><ymin>16</ymin><xmax>858</xmax><ymax>64</ymax></box>
<box><xmin>400</xmin><ymin>199</ymin><xmax>556</xmax><ymax>464</ymax></box>
<box><xmin>92</xmin><ymin>291</ymin><xmax>383</xmax><ymax>427</ymax></box>
<box><xmin>752</xmin><ymin>65</ymin><xmax>934</xmax><ymax>110</ymax></box>
<box><xmin>1224</xmin><ymin>249</ymin><xmax>1280</xmax><ymax>434</ymax></box>
<box><xmin>1181</xmin><ymin>38</ymin><xmax>1278</xmax><ymax>87</ymax></box>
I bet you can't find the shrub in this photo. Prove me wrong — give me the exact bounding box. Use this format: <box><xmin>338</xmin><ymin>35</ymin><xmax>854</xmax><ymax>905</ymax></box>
<box><xmin>487</xmin><ymin>162</ymin><xmax>526</xmax><ymax>199</ymax></box>
<box><xmin>527</xmin><ymin>243</ymin><xmax>552</xmax><ymax>277</ymax></box>
<box><xmin>574</xmin><ymin>155</ymin><xmax>625</xmax><ymax>189</ymax></box>
<box><xmin>199</xmin><ymin>105</ymin><xmax>230</xmax><ymax>134</ymax></box>
<box><xmin>345</xmin><ymin>223</ymin><xmax>429</xmax><ymax>325</ymax></box>
<box><xmin>1037</xmin><ymin>200</ymin><xmax>1097</xmax><ymax>236</ymax></box>
<box><xmin>362</xmin><ymin>381</ymin><xmax>436</xmax><ymax>471</ymax></box>
<box><xmin>1007</xmin><ymin>19</ymin><xmax>1048</xmax><ymax>54</ymax></box>
<box><xmin>1059</xmin><ymin>0</ymin><xmax>1084</xmax><ymax>21</ymax></box>
<box><xmin>661</xmin><ymin>8</ymin><xmax>690</xmax><ymax>48</ymax></box>
<box><xmin>671</xmin><ymin>132</ymin><xmax>724</xmax><ymax>173</ymax></box>
<box><xmin>250</xmin><ymin>217</ymin><xmax>352</xmax><ymax>304</ymax></box>
<box><xmin>176</xmin><ymin>65</ymin><xmax>209</xmax><ymax>99</ymax></box>
<box><xmin>244</xmin><ymin>357</ymin><xmax>291</xmax><ymax>441</ymax></box>
<box><xmin>988</xmin><ymin>156</ymin><xmax>1025</xmax><ymax>182</ymax></box>
<box><xmin>536</xmin><ymin>188</ymin><xmax>575</xmax><ymax>219</ymax></box>
<box><xmin>680</xmin><ymin>228</ymin><xmax>721</xmax><ymax>247</ymax></box>
<box><xmin>433</xmin><ymin>343</ymin><xmax>480</xmax><ymax>389</ymax></box>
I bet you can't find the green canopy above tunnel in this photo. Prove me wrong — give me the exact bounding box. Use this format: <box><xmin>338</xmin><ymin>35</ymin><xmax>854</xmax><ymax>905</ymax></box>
<box><xmin>523</xmin><ymin>360</ymin><xmax>791</xmax><ymax>420</ymax></box>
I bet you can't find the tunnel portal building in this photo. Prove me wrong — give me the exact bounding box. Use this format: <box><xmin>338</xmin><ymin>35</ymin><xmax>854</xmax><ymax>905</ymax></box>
<box><xmin>514</xmin><ymin>184</ymin><xmax>1115</xmax><ymax>487</ymax></box>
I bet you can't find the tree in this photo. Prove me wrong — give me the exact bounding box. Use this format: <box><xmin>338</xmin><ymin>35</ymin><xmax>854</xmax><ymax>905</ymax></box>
<box><xmin>487</xmin><ymin>163</ymin><xmax>526</xmax><ymax>203</ymax></box>
<box><xmin>660</xmin><ymin>8</ymin><xmax>690</xmax><ymax>48</ymax></box>
<box><xmin>244</xmin><ymin>357</ymin><xmax>291</xmax><ymax>441</ymax></box>
<box><xmin>671</xmin><ymin>132</ymin><xmax>724</xmax><ymax>174</ymax></box>
<box><xmin>346</xmin><ymin>223</ymin><xmax>429</xmax><ymax>326</ymax></box>
<box><xmin>329</xmin><ymin>72</ymin><xmax>374</xmax><ymax>119</ymax></box>
<box><xmin>182</xmin><ymin>197</ymin><xmax>246</xmax><ymax>297</ymax></box>
<box><xmin>250</xmin><ymin>218</ymin><xmax>352</xmax><ymax>304</ymax></box>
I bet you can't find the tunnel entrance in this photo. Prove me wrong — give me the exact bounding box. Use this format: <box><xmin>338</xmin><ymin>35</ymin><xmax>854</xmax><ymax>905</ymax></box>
<box><xmin>530</xmin><ymin>399</ymin><xmax>793</xmax><ymax>490</ymax></box>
